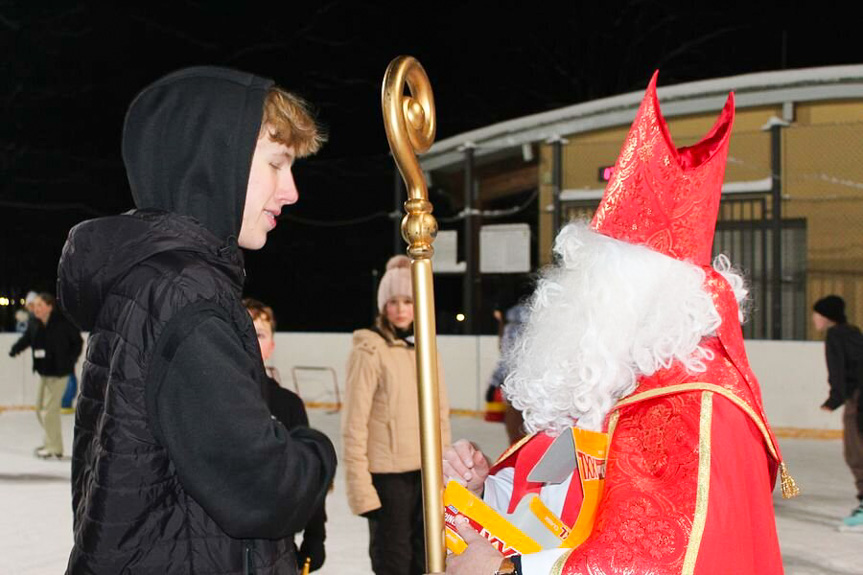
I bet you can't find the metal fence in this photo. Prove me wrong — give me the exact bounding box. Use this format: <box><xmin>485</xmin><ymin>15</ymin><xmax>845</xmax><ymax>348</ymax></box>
<box><xmin>559</xmin><ymin>120</ymin><xmax>863</xmax><ymax>340</ymax></box>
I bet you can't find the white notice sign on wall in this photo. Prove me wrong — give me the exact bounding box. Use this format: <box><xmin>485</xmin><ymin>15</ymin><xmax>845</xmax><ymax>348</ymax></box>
<box><xmin>480</xmin><ymin>223</ymin><xmax>531</xmax><ymax>273</ymax></box>
<box><xmin>432</xmin><ymin>230</ymin><xmax>466</xmax><ymax>273</ymax></box>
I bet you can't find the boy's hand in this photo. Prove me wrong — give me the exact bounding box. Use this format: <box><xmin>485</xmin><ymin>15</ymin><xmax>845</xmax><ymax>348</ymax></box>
<box><xmin>443</xmin><ymin>439</ymin><xmax>489</xmax><ymax>497</ymax></box>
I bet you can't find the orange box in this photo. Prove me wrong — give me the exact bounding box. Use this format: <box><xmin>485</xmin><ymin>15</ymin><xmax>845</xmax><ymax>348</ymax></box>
<box><xmin>444</xmin><ymin>427</ymin><xmax>608</xmax><ymax>557</ymax></box>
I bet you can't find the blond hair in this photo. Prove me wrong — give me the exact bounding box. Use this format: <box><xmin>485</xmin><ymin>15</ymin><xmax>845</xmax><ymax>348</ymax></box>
<box><xmin>243</xmin><ymin>297</ymin><xmax>276</xmax><ymax>332</ymax></box>
<box><xmin>260</xmin><ymin>87</ymin><xmax>326</xmax><ymax>158</ymax></box>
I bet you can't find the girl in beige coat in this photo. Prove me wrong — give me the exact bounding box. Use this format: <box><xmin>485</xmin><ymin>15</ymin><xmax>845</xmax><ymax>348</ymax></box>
<box><xmin>342</xmin><ymin>255</ymin><xmax>451</xmax><ymax>575</ymax></box>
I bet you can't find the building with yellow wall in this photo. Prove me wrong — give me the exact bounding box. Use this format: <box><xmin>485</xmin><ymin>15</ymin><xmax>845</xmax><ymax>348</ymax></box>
<box><xmin>421</xmin><ymin>65</ymin><xmax>863</xmax><ymax>340</ymax></box>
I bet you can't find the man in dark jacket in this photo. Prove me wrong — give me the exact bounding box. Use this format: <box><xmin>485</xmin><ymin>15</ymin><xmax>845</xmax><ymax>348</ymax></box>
<box><xmin>813</xmin><ymin>295</ymin><xmax>863</xmax><ymax>531</ymax></box>
<box><xmin>57</xmin><ymin>66</ymin><xmax>337</xmax><ymax>574</ymax></box>
<box><xmin>9</xmin><ymin>292</ymin><xmax>82</xmax><ymax>458</ymax></box>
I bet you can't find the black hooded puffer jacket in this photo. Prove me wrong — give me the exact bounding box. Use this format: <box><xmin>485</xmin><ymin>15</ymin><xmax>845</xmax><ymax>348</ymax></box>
<box><xmin>58</xmin><ymin>67</ymin><xmax>336</xmax><ymax>574</ymax></box>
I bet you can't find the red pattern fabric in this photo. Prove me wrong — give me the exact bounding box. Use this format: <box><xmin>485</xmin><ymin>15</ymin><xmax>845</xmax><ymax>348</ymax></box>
<box><xmin>562</xmin><ymin>394</ymin><xmax>700</xmax><ymax>573</ymax></box>
<box><xmin>694</xmin><ymin>396</ymin><xmax>782</xmax><ymax>574</ymax></box>
<box><xmin>536</xmin><ymin>73</ymin><xmax>784</xmax><ymax>573</ymax></box>
<box><xmin>705</xmin><ymin>269</ymin><xmax>783</xmax><ymax>474</ymax></box>
<box><xmin>560</xmin><ymin>344</ymin><xmax>783</xmax><ymax>574</ymax></box>
<box><xmin>591</xmin><ymin>71</ymin><xmax>734</xmax><ymax>267</ymax></box>
<box><xmin>588</xmin><ymin>70</ymin><xmax>782</xmax><ymax>469</ymax></box>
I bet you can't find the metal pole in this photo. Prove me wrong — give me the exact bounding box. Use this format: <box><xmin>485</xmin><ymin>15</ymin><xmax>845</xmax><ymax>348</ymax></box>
<box><xmin>371</xmin><ymin>268</ymin><xmax>380</xmax><ymax>324</ymax></box>
<box><xmin>761</xmin><ymin>199</ymin><xmax>769</xmax><ymax>338</ymax></box>
<box><xmin>769</xmin><ymin>121</ymin><xmax>785</xmax><ymax>339</ymax></box>
<box><xmin>462</xmin><ymin>144</ymin><xmax>478</xmax><ymax>334</ymax></box>
<box><xmin>552</xmin><ymin>137</ymin><xmax>563</xmax><ymax>235</ymax></box>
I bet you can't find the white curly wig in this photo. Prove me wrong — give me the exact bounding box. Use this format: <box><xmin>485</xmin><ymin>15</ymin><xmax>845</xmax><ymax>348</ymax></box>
<box><xmin>503</xmin><ymin>221</ymin><xmax>747</xmax><ymax>434</ymax></box>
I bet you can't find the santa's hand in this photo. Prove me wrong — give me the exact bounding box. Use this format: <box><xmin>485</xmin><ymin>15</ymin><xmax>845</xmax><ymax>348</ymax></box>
<box><xmin>445</xmin><ymin>515</ymin><xmax>503</xmax><ymax>575</ymax></box>
<box><xmin>443</xmin><ymin>439</ymin><xmax>489</xmax><ymax>497</ymax></box>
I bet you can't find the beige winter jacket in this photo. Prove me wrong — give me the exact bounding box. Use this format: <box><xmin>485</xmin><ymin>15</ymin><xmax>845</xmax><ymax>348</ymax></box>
<box><xmin>342</xmin><ymin>328</ymin><xmax>451</xmax><ymax>516</ymax></box>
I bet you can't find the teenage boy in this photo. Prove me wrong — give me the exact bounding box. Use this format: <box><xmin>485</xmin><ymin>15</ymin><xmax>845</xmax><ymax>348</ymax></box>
<box><xmin>58</xmin><ymin>66</ymin><xmax>336</xmax><ymax>574</ymax></box>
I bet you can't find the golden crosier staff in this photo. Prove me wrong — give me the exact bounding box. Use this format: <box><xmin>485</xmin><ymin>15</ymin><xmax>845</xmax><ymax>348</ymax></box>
<box><xmin>381</xmin><ymin>56</ymin><xmax>445</xmax><ymax>574</ymax></box>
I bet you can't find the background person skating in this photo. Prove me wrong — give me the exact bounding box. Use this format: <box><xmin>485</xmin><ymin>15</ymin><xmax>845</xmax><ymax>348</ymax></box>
<box><xmin>9</xmin><ymin>292</ymin><xmax>82</xmax><ymax>459</ymax></box>
<box><xmin>813</xmin><ymin>295</ymin><xmax>863</xmax><ymax>531</ymax></box>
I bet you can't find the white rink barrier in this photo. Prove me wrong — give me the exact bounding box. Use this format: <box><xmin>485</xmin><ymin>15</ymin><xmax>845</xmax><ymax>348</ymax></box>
<box><xmin>0</xmin><ymin>333</ymin><xmax>841</xmax><ymax>432</ymax></box>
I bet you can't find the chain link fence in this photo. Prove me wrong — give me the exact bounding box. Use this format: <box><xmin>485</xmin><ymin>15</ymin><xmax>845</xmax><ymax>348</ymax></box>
<box><xmin>555</xmin><ymin>120</ymin><xmax>863</xmax><ymax>341</ymax></box>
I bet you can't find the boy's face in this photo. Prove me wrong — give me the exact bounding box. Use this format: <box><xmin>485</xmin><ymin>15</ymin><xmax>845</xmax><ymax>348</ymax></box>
<box><xmin>239</xmin><ymin>127</ymin><xmax>298</xmax><ymax>250</ymax></box>
<box><xmin>252</xmin><ymin>316</ymin><xmax>275</xmax><ymax>362</ymax></box>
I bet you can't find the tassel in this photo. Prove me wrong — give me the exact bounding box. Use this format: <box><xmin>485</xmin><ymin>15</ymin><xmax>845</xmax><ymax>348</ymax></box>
<box><xmin>301</xmin><ymin>557</ymin><xmax>311</xmax><ymax>575</ymax></box>
<box><xmin>780</xmin><ymin>462</ymin><xmax>800</xmax><ymax>499</ymax></box>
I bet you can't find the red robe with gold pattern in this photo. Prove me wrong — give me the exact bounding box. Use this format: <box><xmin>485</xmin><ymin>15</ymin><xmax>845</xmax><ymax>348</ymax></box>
<box><xmin>490</xmin><ymin>72</ymin><xmax>793</xmax><ymax>574</ymax></box>
<box><xmin>553</xmin><ymin>274</ymin><xmax>785</xmax><ymax>575</ymax></box>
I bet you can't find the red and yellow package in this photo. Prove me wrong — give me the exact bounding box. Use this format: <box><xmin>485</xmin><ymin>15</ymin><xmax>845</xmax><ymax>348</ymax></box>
<box><xmin>444</xmin><ymin>482</ymin><xmax>542</xmax><ymax>557</ymax></box>
<box><xmin>444</xmin><ymin>427</ymin><xmax>607</xmax><ymax>557</ymax></box>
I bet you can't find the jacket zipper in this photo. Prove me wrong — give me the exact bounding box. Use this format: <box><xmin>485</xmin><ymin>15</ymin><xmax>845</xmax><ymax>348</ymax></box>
<box><xmin>243</xmin><ymin>540</ymin><xmax>254</xmax><ymax>575</ymax></box>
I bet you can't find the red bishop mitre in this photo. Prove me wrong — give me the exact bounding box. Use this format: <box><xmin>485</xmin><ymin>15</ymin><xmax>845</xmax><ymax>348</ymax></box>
<box><xmin>588</xmin><ymin>72</ymin><xmax>795</xmax><ymax>493</ymax></box>
<box><xmin>591</xmin><ymin>70</ymin><xmax>734</xmax><ymax>267</ymax></box>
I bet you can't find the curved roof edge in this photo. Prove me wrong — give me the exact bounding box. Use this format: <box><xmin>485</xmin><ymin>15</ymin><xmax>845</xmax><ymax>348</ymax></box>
<box><xmin>421</xmin><ymin>64</ymin><xmax>863</xmax><ymax>171</ymax></box>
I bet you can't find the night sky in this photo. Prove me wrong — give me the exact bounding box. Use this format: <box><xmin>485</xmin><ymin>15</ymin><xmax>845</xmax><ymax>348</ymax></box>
<box><xmin>2</xmin><ymin>2</ymin><xmax>861</xmax><ymax>332</ymax></box>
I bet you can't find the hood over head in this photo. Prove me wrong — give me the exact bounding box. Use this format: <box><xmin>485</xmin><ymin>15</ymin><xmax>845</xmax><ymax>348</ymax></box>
<box><xmin>122</xmin><ymin>66</ymin><xmax>274</xmax><ymax>245</ymax></box>
<box><xmin>58</xmin><ymin>210</ymin><xmax>244</xmax><ymax>331</ymax></box>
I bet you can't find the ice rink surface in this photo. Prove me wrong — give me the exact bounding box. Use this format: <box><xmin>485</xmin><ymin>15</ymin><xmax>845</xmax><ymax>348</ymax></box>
<box><xmin>1</xmin><ymin>408</ymin><xmax>861</xmax><ymax>574</ymax></box>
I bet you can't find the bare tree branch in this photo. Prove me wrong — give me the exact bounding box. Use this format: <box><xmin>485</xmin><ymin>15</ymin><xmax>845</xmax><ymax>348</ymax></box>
<box><xmin>655</xmin><ymin>25</ymin><xmax>745</xmax><ymax>71</ymax></box>
<box><xmin>0</xmin><ymin>11</ymin><xmax>20</xmax><ymax>30</ymax></box>
<box><xmin>131</xmin><ymin>14</ymin><xmax>219</xmax><ymax>51</ymax></box>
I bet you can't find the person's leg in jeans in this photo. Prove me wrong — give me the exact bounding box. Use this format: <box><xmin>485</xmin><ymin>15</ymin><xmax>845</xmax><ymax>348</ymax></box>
<box><xmin>62</xmin><ymin>373</ymin><xmax>78</xmax><ymax>410</ymax></box>
<box><xmin>41</xmin><ymin>375</ymin><xmax>66</xmax><ymax>455</ymax></box>
<box><xmin>368</xmin><ymin>472</ymin><xmax>420</xmax><ymax>575</ymax></box>
<box><xmin>33</xmin><ymin>376</ymin><xmax>47</xmax><ymax>452</ymax></box>
<box><xmin>844</xmin><ymin>391</ymin><xmax>863</xmax><ymax>503</ymax></box>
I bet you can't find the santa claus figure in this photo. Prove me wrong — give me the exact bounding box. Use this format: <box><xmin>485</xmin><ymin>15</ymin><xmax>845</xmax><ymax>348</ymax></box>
<box><xmin>444</xmin><ymin>72</ymin><xmax>797</xmax><ymax>575</ymax></box>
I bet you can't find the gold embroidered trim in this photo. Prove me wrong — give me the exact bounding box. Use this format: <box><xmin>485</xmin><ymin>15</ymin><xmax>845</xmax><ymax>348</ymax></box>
<box><xmin>492</xmin><ymin>431</ymin><xmax>536</xmax><ymax>467</ymax></box>
<box><xmin>551</xmin><ymin>547</ymin><xmax>576</xmax><ymax>575</ymax></box>
<box><xmin>606</xmin><ymin>410</ymin><xmax>620</xmax><ymax>462</ymax></box>
<box><xmin>607</xmin><ymin>410</ymin><xmax>620</xmax><ymax>442</ymax></box>
<box><xmin>612</xmin><ymin>382</ymin><xmax>779</xmax><ymax>462</ymax></box>
<box><xmin>682</xmin><ymin>392</ymin><xmax>713</xmax><ymax>575</ymax></box>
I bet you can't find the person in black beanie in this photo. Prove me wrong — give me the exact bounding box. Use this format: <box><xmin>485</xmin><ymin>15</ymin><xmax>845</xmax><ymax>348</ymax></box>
<box><xmin>812</xmin><ymin>294</ymin><xmax>863</xmax><ymax>531</ymax></box>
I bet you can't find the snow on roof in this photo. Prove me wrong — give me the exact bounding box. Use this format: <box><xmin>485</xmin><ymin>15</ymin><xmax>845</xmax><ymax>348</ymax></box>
<box><xmin>421</xmin><ymin>65</ymin><xmax>863</xmax><ymax>171</ymax></box>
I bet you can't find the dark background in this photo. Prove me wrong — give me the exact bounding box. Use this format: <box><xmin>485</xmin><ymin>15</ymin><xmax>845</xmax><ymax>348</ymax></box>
<box><xmin>2</xmin><ymin>1</ymin><xmax>860</xmax><ymax>332</ymax></box>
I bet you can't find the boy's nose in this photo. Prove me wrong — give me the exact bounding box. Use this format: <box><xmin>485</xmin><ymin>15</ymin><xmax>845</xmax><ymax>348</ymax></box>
<box><xmin>277</xmin><ymin>173</ymin><xmax>299</xmax><ymax>206</ymax></box>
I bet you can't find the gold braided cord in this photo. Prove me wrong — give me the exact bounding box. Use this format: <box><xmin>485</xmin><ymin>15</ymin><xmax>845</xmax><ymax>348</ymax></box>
<box><xmin>780</xmin><ymin>462</ymin><xmax>801</xmax><ymax>499</ymax></box>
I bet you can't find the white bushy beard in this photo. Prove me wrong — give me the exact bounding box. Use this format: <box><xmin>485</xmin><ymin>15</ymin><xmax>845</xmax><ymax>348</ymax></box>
<box><xmin>503</xmin><ymin>221</ymin><xmax>747</xmax><ymax>435</ymax></box>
